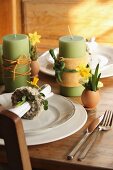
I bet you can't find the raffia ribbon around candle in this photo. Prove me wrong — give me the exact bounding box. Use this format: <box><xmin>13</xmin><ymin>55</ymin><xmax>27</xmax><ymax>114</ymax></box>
<box><xmin>3</xmin><ymin>34</ymin><xmax>30</xmax><ymax>92</ymax></box>
<box><xmin>3</xmin><ymin>55</ymin><xmax>31</xmax><ymax>80</ymax></box>
<box><xmin>59</xmin><ymin>55</ymin><xmax>88</xmax><ymax>87</ymax></box>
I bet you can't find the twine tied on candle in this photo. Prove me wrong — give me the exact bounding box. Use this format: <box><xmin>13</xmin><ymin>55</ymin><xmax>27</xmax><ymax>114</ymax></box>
<box><xmin>3</xmin><ymin>55</ymin><xmax>31</xmax><ymax>80</ymax></box>
<box><xmin>49</xmin><ymin>49</ymin><xmax>78</xmax><ymax>82</ymax></box>
<box><xmin>49</xmin><ymin>49</ymin><xmax>89</xmax><ymax>87</ymax></box>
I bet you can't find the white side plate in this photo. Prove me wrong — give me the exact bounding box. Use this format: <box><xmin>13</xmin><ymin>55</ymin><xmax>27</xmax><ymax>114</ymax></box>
<box><xmin>39</xmin><ymin>44</ymin><xmax>113</xmax><ymax>78</ymax></box>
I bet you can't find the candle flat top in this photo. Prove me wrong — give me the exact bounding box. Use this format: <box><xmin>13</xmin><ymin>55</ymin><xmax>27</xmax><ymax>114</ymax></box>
<box><xmin>3</xmin><ymin>34</ymin><xmax>28</xmax><ymax>41</ymax></box>
<box><xmin>59</xmin><ymin>35</ymin><xmax>84</xmax><ymax>42</ymax></box>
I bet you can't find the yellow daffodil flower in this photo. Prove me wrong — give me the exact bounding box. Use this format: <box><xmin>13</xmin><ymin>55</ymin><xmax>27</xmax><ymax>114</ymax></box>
<box><xmin>28</xmin><ymin>32</ymin><xmax>41</xmax><ymax>46</ymax></box>
<box><xmin>76</xmin><ymin>64</ymin><xmax>86</xmax><ymax>72</ymax></box>
<box><xmin>77</xmin><ymin>63</ymin><xmax>103</xmax><ymax>91</ymax></box>
<box><xmin>76</xmin><ymin>64</ymin><xmax>91</xmax><ymax>79</ymax></box>
<box><xmin>27</xmin><ymin>77</ymin><xmax>39</xmax><ymax>88</ymax></box>
<box><xmin>79</xmin><ymin>67</ymin><xmax>91</xmax><ymax>79</ymax></box>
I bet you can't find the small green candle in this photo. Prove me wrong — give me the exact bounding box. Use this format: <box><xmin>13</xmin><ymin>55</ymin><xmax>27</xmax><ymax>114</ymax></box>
<box><xmin>59</xmin><ymin>35</ymin><xmax>87</xmax><ymax>97</ymax></box>
<box><xmin>3</xmin><ymin>34</ymin><xmax>30</xmax><ymax>92</ymax></box>
<box><xmin>0</xmin><ymin>45</ymin><xmax>4</xmax><ymax>85</ymax></box>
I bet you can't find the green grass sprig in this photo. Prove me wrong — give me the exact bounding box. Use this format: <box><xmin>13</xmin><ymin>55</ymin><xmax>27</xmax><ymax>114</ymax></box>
<box><xmin>49</xmin><ymin>49</ymin><xmax>77</xmax><ymax>82</ymax></box>
<box><xmin>85</xmin><ymin>64</ymin><xmax>101</xmax><ymax>91</ymax></box>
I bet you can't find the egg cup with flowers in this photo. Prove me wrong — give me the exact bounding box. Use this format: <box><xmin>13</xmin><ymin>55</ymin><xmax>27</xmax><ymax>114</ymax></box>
<box><xmin>28</xmin><ymin>32</ymin><xmax>41</xmax><ymax>77</ymax></box>
<box><xmin>77</xmin><ymin>63</ymin><xmax>103</xmax><ymax>108</ymax></box>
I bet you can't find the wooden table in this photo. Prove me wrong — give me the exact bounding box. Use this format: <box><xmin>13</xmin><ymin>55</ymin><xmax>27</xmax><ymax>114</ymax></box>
<box><xmin>0</xmin><ymin>72</ymin><xmax>113</xmax><ymax>170</ymax></box>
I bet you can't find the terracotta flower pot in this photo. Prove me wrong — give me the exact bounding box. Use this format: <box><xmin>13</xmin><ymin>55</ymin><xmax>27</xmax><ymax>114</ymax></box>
<box><xmin>81</xmin><ymin>89</ymin><xmax>100</xmax><ymax>108</ymax></box>
<box><xmin>31</xmin><ymin>60</ymin><xmax>40</xmax><ymax>77</ymax></box>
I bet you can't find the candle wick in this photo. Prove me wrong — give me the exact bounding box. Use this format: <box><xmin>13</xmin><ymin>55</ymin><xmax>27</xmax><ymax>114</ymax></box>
<box><xmin>68</xmin><ymin>25</ymin><xmax>73</xmax><ymax>39</ymax></box>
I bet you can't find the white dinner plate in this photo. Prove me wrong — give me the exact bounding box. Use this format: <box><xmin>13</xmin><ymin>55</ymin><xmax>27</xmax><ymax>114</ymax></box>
<box><xmin>0</xmin><ymin>93</ymin><xmax>87</xmax><ymax>146</ymax></box>
<box><xmin>26</xmin><ymin>101</ymin><xmax>87</xmax><ymax>145</ymax></box>
<box><xmin>24</xmin><ymin>94</ymin><xmax>75</xmax><ymax>135</ymax></box>
<box><xmin>0</xmin><ymin>93</ymin><xmax>75</xmax><ymax>134</ymax></box>
<box><xmin>39</xmin><ymin>43</ymin><xmax>113</xmax><ymax>78</ymax></box>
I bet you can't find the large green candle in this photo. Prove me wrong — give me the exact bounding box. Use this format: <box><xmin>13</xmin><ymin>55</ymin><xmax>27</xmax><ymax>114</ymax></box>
<box><xmin>0</xmin><ymin>45</ymin><xmax>4</xmax><ymax>85</ymax></box>
<box><xmin>3</xmin><ymin>34</ymin><xmax>30</xmax><ymax>92</ymax></box>
<box><xmin>59</xmin><ymin>35</ymin><xmax>88</xmax><ymax>97</ymax></box>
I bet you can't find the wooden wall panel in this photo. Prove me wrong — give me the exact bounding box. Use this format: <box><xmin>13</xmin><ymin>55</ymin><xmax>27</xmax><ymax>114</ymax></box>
<box><xmin>0</xmin><ymin>0</ymin><xmax>13</xmax><ymax>43</ymax></box>
<box><xmin>0</xmin><ymin>0</ymin><xmax>113</xmax><ymax>51</ymax></box>
<box><xmin>0</xmin><ymin>0</ymin><xmax>21</xmax><ymax>44</ymax></box>
<box><xmin>22</xmin><ymin>0</ymin><xmax>113</xmax><ymax>52</ymax></box>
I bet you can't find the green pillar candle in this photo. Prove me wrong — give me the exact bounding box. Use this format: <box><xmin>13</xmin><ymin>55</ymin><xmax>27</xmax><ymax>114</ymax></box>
<box><xmin>0</xmin><ymin>45</ymin><xmax>4</xmax><ymax>85</ymax></box>
<box><xmin>3</xmin><ymin>34</ymin><xmax>30</xmax><ymax>92</ymax></box>
<box><xmin>59</xmin><ymin>35</ymin><xmax>87</xmax><ymax>97</ymax></box>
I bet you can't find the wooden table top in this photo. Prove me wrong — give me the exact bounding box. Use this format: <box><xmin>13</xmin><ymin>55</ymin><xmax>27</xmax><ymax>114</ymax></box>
<box><xmin>0</xmin><ymin>71</ymin><xmax>113</xmax><ymax>170</ymax></box>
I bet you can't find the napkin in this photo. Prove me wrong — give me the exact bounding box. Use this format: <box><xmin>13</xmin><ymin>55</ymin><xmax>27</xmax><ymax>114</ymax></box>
<box><xmin>39</xmin><ymin>84</ymin><xmax>54</xmax><ymax>99</ymax></box>
<box><xmin>47</xmin><ymin>48</ymin><xmax>58</xmax><ymax>64</ymax></box>
<box><xmin>9</xmin><ymin>84</ymin><xmax>54</xmax><ymax>118</ymax></box>
<box><xmin>9</xmin><ymin>101</ymin><xmax>31</xmax><ymax>118</ymax></box>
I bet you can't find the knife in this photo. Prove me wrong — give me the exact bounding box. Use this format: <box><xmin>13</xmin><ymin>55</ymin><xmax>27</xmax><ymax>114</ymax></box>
<box><xmin>67</xmin><ymin>114</ymin><xmax>104</xmax><ymax>160</ymax></box>
<box><xmin>77</xmin><ymin>129</ymin><xmax>99</xmax><ymax>161</ymax></box>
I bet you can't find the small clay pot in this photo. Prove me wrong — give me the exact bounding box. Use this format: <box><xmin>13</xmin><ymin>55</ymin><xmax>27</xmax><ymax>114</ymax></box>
<box><xmin>81</xmin><ymin>89</ymin><xmax>100</xmax><ymax>108</ymax></box>
<box><xmin>31</xmin><ymin>60</ymin><xmax>40</xmax><ymax>77</ymax></box>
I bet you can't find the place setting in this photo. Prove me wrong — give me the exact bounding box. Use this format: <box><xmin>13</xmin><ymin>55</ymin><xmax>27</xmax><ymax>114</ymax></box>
<box><xmin>0</xmin><ymin>31</ymin><xmax>113</xmax><ymax>151</ymax></box>
<box><xmin>0</xmin><ymin>83</ymin><xmax>87</xmax><ymax>146</ymax></box>
<box><xmin>0</xmin><ymin>81</ymin><xmax>88</xmax><ymax>146</ymax></box>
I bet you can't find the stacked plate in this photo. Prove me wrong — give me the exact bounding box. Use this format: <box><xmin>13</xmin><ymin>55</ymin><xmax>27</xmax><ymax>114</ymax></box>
<box><xmin>0</xmin><ymin>93</ymin><xmax>87</xmax><ymax>145</ymax></box>
<box><xmin>39</xmin><ymin>43</ymin><xmax>113</xmax><ymax>78</ymax></box>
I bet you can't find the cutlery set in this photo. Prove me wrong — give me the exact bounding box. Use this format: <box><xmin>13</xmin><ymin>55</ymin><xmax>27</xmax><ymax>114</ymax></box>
<box><xmin>67</xmin><ymin>110</ymin><xmax>113</xmax><ymax>161</ymax></box>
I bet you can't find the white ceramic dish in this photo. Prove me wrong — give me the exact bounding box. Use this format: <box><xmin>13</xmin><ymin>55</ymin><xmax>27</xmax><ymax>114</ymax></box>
<box><xmin>24</xmin><ymin>94</ymin><xmax>76</xmax><ymax>135</ymax></box>
<box><xmin>0</xmin><ymin>93</ymin><xmax>75</xmax><ymax>134</ymax></box>
<box><xmin>39</xmin><ymin>44</ymin><xmax>113</xmax><ymax>78</ymax></box>
<box><xmin>25</xmin><ymin>100</ymin><xmax>87</xmax><ymax>145</ymax></box>
<box><xmin>0</xmin><ymin>93</ymin><xmax>87</xmax><ymax>146</ymax></box>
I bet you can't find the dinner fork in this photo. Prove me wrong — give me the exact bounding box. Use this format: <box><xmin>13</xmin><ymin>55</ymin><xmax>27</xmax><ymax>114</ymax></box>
<box><xmin>78</xmin><ymin>110</ymin><xmax>113</xmax><ymax>161</ymax></box>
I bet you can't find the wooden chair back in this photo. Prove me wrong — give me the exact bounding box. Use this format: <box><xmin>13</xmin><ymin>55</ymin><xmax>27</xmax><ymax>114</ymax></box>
<box><xmin>0</xmin><ymin>110</ymin><xmax>32</xmax><ymax>170</ymax></box>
